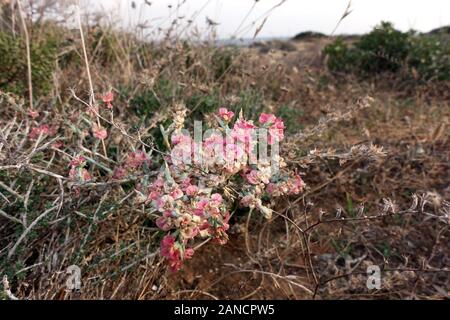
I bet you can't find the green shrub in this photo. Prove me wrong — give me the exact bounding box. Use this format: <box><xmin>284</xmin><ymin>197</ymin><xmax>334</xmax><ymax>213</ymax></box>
<box><xmin>407</xmin><ymin>36</ymin><xmax>450</xmax><ymax>81</ymax></box>
<box><xmin>0</xmin><ymin>31</ymin><xmax>57</xmax><ymax>97</ymax></box>
<box><xmin>323</xmin><ymin>38</ymin><xmax>357</xmax><ymax>73</ymax></box>
<box><xmin>323</xmin><ymin>21</ymin><xmax>450</xmax><ymax>81</ymax></box>
<box><xmin>355</xmin><ymin>22</ymin><xmax>410</xmax><ymax>74</ymax></box>
<box><xmin>129</xmin><ymin>79</ymin><xmax>177</xmax><ymax>119</ymax></box>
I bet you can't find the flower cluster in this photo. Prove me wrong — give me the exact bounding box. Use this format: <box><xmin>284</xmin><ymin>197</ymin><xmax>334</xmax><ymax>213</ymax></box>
<box><xmin>144</xmin><ymin>108</ymin><xmax>304</xmax><ymax>272</ymax></box>
<box><xmin>29</xmin><ymin>124</ymin><xmax>57</xmax><ymax>140</ymax></box>
<box><xmin>113</xmin><ymin>150</ymin><xmax>152</xmax><ymax>180</ymax></box>
<box><xmin>144</xmin><ymin>168</ymin><xmax>230</xmax><ymax>271</ymax></box>
<box><xmin>68</xmin><ymin>156</ymin><xmax>91</xmax><ymax>183</ymax></box>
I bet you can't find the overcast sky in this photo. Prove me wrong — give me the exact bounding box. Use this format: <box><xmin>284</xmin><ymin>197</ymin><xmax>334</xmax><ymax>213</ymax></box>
<box><xmin>83</xmin><ymin>0</ymin><xmax>450</xmax><ymax>39</ymax></box>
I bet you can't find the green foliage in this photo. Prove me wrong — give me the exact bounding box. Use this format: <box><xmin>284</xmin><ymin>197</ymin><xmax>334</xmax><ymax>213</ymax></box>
<box><xmin>407</xmin><ymin>36</ymin><xmax>450</xmax><ymax>81</ymax></box>
<box><xmin>129</xmin><ymin>79</ymin><xmax>177</xmax><ymax>118</ymax></box>
<box><xmin>273</xmin><ymin>105</ymin><xmax>303</xmax><ymax>134</ymax></box>
<box><xmin>323</xmin><ymin>38</ymin><xmax>356</xmax><ymax>73</ymax></box>
<box><xmin>0</xmin><ymin>31</ymin><xmax>57</xmax><ymax>97</ymax></box>
<box><xmin>324</xmin><ymin>21</ymin><xmax>450</xmax><ymax>81</ymax></box>
<box><xmin>187</xmin><ymin>92</ymin><xmax>222</xmax><ymax>120</ymax></box>
<box><xmin>355</xmin><ymin>22</ymin><xmax>410</xmax><ymax>74</ymax></box>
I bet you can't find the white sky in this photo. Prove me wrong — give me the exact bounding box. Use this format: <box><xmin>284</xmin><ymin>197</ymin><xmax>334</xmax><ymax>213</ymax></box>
<box><xmin>83</xmin><ymin>0</ymin><xmax>450</xmax><ymax>39</ymax></box>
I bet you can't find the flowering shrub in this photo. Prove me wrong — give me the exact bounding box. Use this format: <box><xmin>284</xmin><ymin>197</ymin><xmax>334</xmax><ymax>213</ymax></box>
<box><xmin>66</xmin><ymin>94</ymin><xmax>305</xmax><ymax>272</ymax></box>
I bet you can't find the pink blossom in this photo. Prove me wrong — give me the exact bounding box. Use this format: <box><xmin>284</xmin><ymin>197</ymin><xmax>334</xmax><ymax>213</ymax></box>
<box><xmin>171</xmin><ymin>133</ymin><xmax>191</xmax><ymax>146</ymax></box>
<box><xmin>28</xmin><ymin>109</ymin><xmax>39</xmax><ymax>119</ymax></box>
<box><xmin>184</xmin><ymin>248</ymin><xmax>195</xmax><ymax>260</ymax></box>
<box><xmin>267</xmin><ymin>183</ymin><xmax>276</xmax><ymax>195</ymax></box>
<box><xmin>246</xmin><ymin>170</ymin><xmax>260</xmax><ymax>185</ymax></box>
<box><xmin>186</xmin><ymin>185</ymin><xmax>198</xmax><ymax>196</ymax></box>
<box><xmin>156</xmin><ymin>217</ymin><xmax>172</xmax><ymax>231</ymax></box>
<box><xmin>170</xmin><ymin>188</ymin><xmax>184</xmax><ymax>200</ymax></box>
<box><xmin>259</xmin><ymin>113</ymin><xmax>276</xmax><ymax>125</ymax></box>
<box><xmin>241</xmin><ymin>195</ymin><xmax>256</xmax><ymax>207</ymax></box>
<box><xmin>195</xmin><ymin>199</ymin><xmax>209</xmax><ymax>216</ymax></box>
<box><xmin>218</xmin><ymin>108</ymin><xmax>234</xmax><ymax>122</ymax></box>
<box><xmin>290</xmin><ymin>175</ymin><xmax>305</xmax><ymax>194</ymax></box>
<box><xmin>70</xmin><ymin>156</ymin><xmax>86</xmax><ymax>167</ymax></box>
<box><xmin>160</xmin><ymin>235</ymin><xmax>182</xmax><ymax>272</ymax></box>
<box><xmin>92</xmin><ymin>124</ymin><xmax>108</xmax><ymax>140</ymax></box>
<box><xmin>211</xmin><ymin>193</ymin><xmax>223</xmax><ymax>205</ymax></box>
<box><xmin>52</xmin><ymin>140</ymin><xmax>64</xmax><ymax>149</ymax></box>
<box><xmin>101</xmin><ymin>92</ymin><xmax>114</xmax><ymax>109</ymax></box>
<box><xmin>29</xmin><ymin>125</ymin><xmax>50</xmax><ymax>140</ymax></box>
<box><xmin>147</xmin><ymin>191</ymin><xmax>161</xmax><ymax>202</ymax></box>
<box><xmin>234</xmin><ymin>119</ymin><xmax>256</xmax><ymax>130</ymax></box>
<box><xmin>181</xmin><ymin>177</ymin><xmax>192</xmax><ymax>189</ymax></box>
<box><xmin>268</xmin><ymin>118</ymin><xmax>285</xmax><ymax>144</ymax></box>
<box><xmin>69</xmin><ymin>167</ymin><xmax>91</xmax><ymax>182</ymax></box>
<box><xmin>153</xmin><ymin>177</ymin><xmax>165</xmax><ymax>188</ymax></box>
<box><xmin>156</xmin><ymin>195</ymin><xmax>175</xmax><ymax>212</ymax></box>
<box><xmin>125</xmin><ymin>150</ymin><xmax>150</xmax><ymax>169</ymax></box>
<box><xmin>112</xmin><ymin>166</ymin><xmax>127</xmax><ymax>180</ymax></box>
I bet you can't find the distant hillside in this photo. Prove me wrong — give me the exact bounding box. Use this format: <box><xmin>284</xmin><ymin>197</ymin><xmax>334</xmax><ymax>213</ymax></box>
<box><xmin>292</xmin><ymin>31</ymin><xmax>326</xmax><ymax>41</ymax></box>
<box><xmin>428</xmin><ymin>26</ymin><xmax>450</xmax><ymax>35</ymax></box>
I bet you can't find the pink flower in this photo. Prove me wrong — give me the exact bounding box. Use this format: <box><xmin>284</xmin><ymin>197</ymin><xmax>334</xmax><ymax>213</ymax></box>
<box><xmin>184</xmin><ymin>248</ymin><xmax>195</xmax><ymax>260</ymax></box>
<box><xmin>92</xmin><ymin>124</ymin><xmax>108</xmax><ymax>140</ymax></box>
<box><xmin>181</xmin><ymin>177</ymin><xmax>192</xmax><ymax>188</ymax></box>
<box><xmin>29</xmin><ymin>125</ymin><xmax>49</xmax><ymax>140</ymax></box>
<box><xmin>259</xmin><ymin>113</ymin><xmax>276</xmax><ymax>125</ymax></box>
<box><xmin>52</xmin><ymin>140</ymin><xmax>64</xmax><ymax>149</ymax></box>
<box><xmin>156</xmin><ymin>195</ymin><xmax>175</xmax><ymax>212</ymax></box>
<box><xmin>267</xmin><ymin>118</ymin><xmax>285</xmax><ymax>144</ymax></box>
<box><xmin>218</xmin><ymin>108</ymin><xmax>234</xmax><ymax>122</ymax></box>
<box><xmin>186</xmin><ymin>185</ymin><xmax>198</xmax><ymax>196</ymax></box>
<box><xmin>101</xmin><ymin>92</ymin><xmax>114</xmax><ymax>109</ymax></box>
<box><xmin>112</xmin><ymin>166</ymin><xmax>127</xmax><ymax>180</ymax></box>
<box><xmin>70</xmin><ymin>156</ymin><xmax>86</xmax><ymax>167</ymax></box>
<box><xmin>223</xmin><ymin>143</ymin><xmax>244</xmax><ymax>162</ymax></box>
<box><xmin>156</xmin><ymin>217</ymin><xmax>172</xmax><ymax>231</ymax></box>
<box><xmin>125</xmin><ymin>151</ymin><xmax>150</xmax><ymax>169</ymax></box>
<box><xmin>147</xmin><ymin>191</ymin><xmax>161</xmax><ymax>202</ymax></box>
<box><xmin>28</xmin><ymin>109</ymin><xmax>39</xmax><ymax>119</ymax></box>
<box><xmin>81</xmin><ymin>169</ymin><xmax>91</xmax><ymax>181</ymax></box>
<box><xmin>170</xmin><ymin>188</ymin><xmax>184</xmax><ymax>200</ymax></box>
<box><xmin>234</xmin><ymin>119</ymin><xmax>256</xmax><ymax>130</ymax></box>
<box><xmin>160</xmin><ymin>235</ymin><xmax>183</xmax><ymax>272</ymax></box>
<box><xmin>195</xmin><ymin>199</ymin><xmax>209</xmax><ymax>216</ymax></box>
<box><xmin>171</xmin><ymin>133</ymin><xmax>191</xmax><ymax>146</ymax></box>
<box><xmin>153</xmin><ymin>177</ymin><xmax>165</xmax><ymax>188</ymax></box>
<box><xmin>267</xmin><ymin>183</ymin><xmax>277</xmax><ymax>195</ymax></box>
<box><xmin>210</xmin><ymin>193</ymin><xmax>223</xmax><ymax>205</ymax></box>
<box><xmin>69</xmin><ymin>167</ymin><xmax>91</xmax><ymax>182</ymax></box>
<box><xmin>290</xmin><ymin>175</ymin><xmax>305</xmax><ymax>194</ymax></box>
<box><xmin>241</xmin><ymin>195</ymin><xmax>256</xmax><ymax>207</ymax></box>
<box><xmin>246</xmin><ymin>170</ymin><xmax>260</xmax><ymax>185</ymax></box>
<box><xmin>160</xmin><ymin>235</ymin><xmax>176</xmax><ymax>256</ymax></box>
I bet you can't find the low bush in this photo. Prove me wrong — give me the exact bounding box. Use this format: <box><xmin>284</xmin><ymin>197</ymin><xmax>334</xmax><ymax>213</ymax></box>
<box><xmin>324</xmin><ymin>21</ymin><xmax>450</xmax><ymax>81</ymax></box>
<box><xmin>0</xmin><ymin>31</ymin><xmax>57</xmax><ymax>97</ymax></box>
